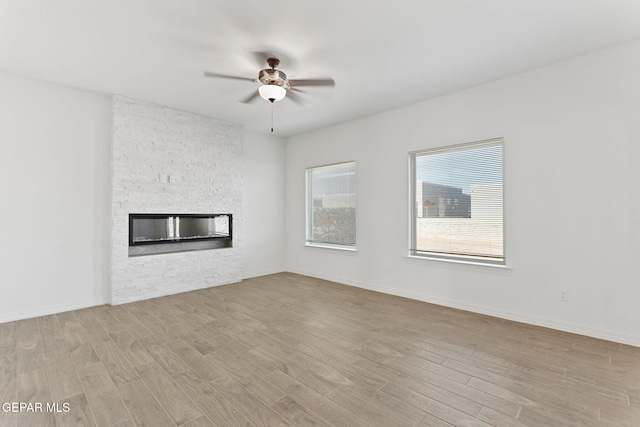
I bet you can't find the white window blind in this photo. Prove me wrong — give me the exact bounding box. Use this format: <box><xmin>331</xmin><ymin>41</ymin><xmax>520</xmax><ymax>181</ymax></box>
<box><xmin>306</xmin><ymin>162</ymin><xmax>356</xmax><ymax>247</ymax></box>
<box><xmin>411</xmin><ymin>139</ymin><xmax>504</xmax><ymax>264</ymax></box>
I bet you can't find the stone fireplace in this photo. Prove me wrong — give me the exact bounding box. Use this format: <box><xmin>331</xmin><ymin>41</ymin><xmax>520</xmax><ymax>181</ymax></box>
<box><xmin>128</xmin><ymin>213</ymin><xmax>232</xmax><ymax>256</ymax></box>
<box><xmin>110</xmin><ymin>96</ymin><xmax>242</xmax><ymax>304</ymax></box>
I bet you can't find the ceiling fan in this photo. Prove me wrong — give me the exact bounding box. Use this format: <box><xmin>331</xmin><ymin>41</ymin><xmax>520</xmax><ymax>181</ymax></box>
<box><xmin>204</xmin><ymin>56</ymin><xmax>335</xmax><ymax>105</ymax></box>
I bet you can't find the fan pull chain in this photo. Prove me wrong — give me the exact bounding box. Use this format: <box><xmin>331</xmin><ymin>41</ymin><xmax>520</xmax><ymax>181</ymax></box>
<box><xmin>271</xmin><ymin>102</ymin><xmax>274</xmax><ymax>133</ymax></box>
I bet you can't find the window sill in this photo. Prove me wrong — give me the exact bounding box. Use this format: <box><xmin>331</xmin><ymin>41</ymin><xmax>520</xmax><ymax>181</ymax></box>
<box><xmin>406</xmin><ymin>254</ymin><xmax>511</xmax><ymax>270</ymax></box>
<box><xmin>305</xmin><ymin>243</ymin><xmax>358</xmax><ymax>252</ymax></box>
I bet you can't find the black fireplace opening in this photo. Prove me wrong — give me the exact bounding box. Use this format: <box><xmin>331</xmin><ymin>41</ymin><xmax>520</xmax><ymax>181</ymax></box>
<box><xmin>128</xmin><ymin>213</ymin><xmax>232</xmax><ymax>256</ymax></box>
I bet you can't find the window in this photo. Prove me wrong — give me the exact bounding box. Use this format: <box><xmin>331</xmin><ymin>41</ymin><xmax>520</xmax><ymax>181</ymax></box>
<box><xmin>410</xmin><ymin>138</ymin><xmax>504</xmax><ymax>264</ymax></box>
<box><xmin>306</xmin><ymin>161</ymin><xmax>356</xmax><ymax>248</ymax></box>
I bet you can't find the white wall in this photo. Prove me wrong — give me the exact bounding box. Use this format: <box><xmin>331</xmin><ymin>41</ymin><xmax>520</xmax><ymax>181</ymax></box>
<box><xmin>242</xmin><ymin>130</ymin><xmax>286</xmax><ymax>278</ymax></box>
<box><xmin>285</xmin><ymin>39</ymin><xmax>640</xmax><ymax>346</ymax></box>
<box><xmin>0</xmin><ymin>72</ymin><xmax>287</xmax><ymax>321</ymax></box>
<box><xmin>0</xmin><ymin>71</ymin><xmax>112</xmax><ymax>322</ymax></box>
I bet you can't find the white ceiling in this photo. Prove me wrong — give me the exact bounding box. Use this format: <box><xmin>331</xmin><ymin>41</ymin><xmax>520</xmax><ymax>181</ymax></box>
<box><xmin>2</xmin><ymin>0</ymin><xmax>640</xmax><ymax>137</ymax></box>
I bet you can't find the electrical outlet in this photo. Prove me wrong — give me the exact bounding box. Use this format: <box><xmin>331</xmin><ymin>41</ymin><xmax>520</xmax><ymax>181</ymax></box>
<box><xmin>559</xmin><ymin>288</ymin><xmax>569</xmax><ymax>302</ymax></box>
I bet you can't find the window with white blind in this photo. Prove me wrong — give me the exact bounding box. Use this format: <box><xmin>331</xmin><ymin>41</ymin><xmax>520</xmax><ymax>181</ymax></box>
<box><xmin>306</xmin><ymin>161</ymin><xmax>356</xmax><ymax>248</ymax></box>
<box><xmin>410</xmin><ymin>138</ymin><xmax>504</xmax><ymax>264</ymax></box>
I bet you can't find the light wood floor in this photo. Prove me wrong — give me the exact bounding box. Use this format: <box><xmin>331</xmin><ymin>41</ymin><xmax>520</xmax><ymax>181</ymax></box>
<box><xmin>1</xmin><ymin>273</ymin><xmax>639</xmax><ymax>427</ymax></box>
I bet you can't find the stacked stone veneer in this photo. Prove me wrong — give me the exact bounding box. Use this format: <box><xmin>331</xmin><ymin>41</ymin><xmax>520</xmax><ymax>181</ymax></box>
<box><xmin>111</xmin><ymin>96</ymin><xmax>242</xmax><ymax>304</ymax></box>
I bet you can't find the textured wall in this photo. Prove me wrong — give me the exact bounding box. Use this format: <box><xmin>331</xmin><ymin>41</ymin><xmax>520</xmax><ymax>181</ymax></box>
<box><xmin>111</xmin><ymin>96</ymin><xmax>242</xmax><ymax>304</ymax></box>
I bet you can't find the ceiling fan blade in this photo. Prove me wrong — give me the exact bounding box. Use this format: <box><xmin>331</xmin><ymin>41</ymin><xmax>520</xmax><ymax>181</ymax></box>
<box><xmin>204</xmin><ymin>71</ymin><xmax>255</xmax><ymax>82</ymax></box>
<box><xmin>289</xmin><ymin>78</ymin><xmax>335</xmax><ymax>87</ymax></box>
<box><xmin>240</xmin><ymin>91</ymin><xmax>260</xmax><ymax>104</ymax></box>
<box><xmin>286</xmin><ymin>90</ymin><xmax>303</xmax><ymax>105</ymax></box>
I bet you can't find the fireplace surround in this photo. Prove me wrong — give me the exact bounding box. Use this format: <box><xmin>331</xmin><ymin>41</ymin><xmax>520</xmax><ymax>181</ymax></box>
<box><xmin>128</xmin><ymin>213</ymin><xmax>232</xmax><ymax>256</ymax></box>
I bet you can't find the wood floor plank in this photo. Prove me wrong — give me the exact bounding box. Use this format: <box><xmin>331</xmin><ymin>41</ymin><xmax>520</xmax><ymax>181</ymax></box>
<box><xmin>168</xmin><ymin>322</ymin><xmax>222</xmax><ymax>355</ymax></box>
<box><xmin>4</xmin><ymin>272</ymin><xmax>640</xmax><ymax>426</ymax></box>
<box><xmin>54</xmin><ymin>392</ymin><xmax>96</xmax><ymax>427</ymax></box>
<box><xmin>0</xmin><ymin>353</ymin><xmax>17</xmax><ymax>414</ymax></box>
<box><xmin>16</xmin><ymin>368</ymin><xmax>56</xmax><ymax>427</ymax></box>
<box><xmin>210</xmin><ymin>374</ymin><xmax>293</xmax><ymax>427</ymax></box>
<box><xmin>0</xmin><ymin>411</ymin><xmax>17</xmax><ymax>427</ymax></box>
<box><xmin>381</xmin><ymin>380</ymin><xmax>488</xmax><ymax>426</ymax></box>
<box><xmin>466</xmin><ymin>377</ymin><xmax>537</xmax><ymax>408</ymax></box>
<box><xmin>16</xmin><ymin>318</ymin><xmax>45</xmax><ymax>374</ymax></box>
<box><xmin>472</xmin><ymin>348</ymin><xmax>567</xmax><ymax>380</ymax></box>
<box><xmin>44</xmin><ymin>348</ymin><xmax>83</xmax><ymax>401</ymax></box>
<box><xmin>416</xmin><ymin>413</ymin><xmax>456</xmax><ymax>427</ymax></box>
<box><xmin>212</xmin><ymin>325</ymin><xmax>263</xmax><ymax>350</ymax></box>
<box><xmin>270</xmin><ymin>396</ymin><xmax>334</xmax><ymax>427</ymax></box>
<box><xmin>165</xmin><ymin>339</ymin><xmax>226</xmax><ymax>382</ymax></box>
<box><xmin>465</xmin><ymin>376</ymin><xmax>602</xmax><ymax>426</ymax></box>
<box><xmin>250</xmin><ymin>340</ymin><xmax>347</xmax><ymax>396</ymax></box>
<box><xmin>209</xmin><ymin>350</ymin><xmax>284</xmax><ymax>405</ymax></box>
<box><xmin>516</xmin><ymin>406</ymin><xmax>601</xmax><ymax>427</ymax></box>
<box><xmin>110</xmin><ymin>419</ymin><xmax>136</xmax><ymax>427</ymax></box>
<box><xmin>139</xmin><ymin>317</ymin><xmax>181</xmax><ymax>344</ymax></box>
<box><xmin>77</xmin><ymin>363</ymin><xmax>129</xmax><ymax>427</ymax></box>
<box><xmin>56</xmin><ymin>311</ymin><xmax>100</xmax><ymax>369</ymax></box>
<box><xmin>294</xmin><ymin>340</ymin><xmax>388</xmax><ymax>390</ymax></box>
<box><xmin>92</xmin><ymin>340</ymin><xmax>139</xmax><ymax>387</ymax></box>
<box><xmin>89</xmin><ymin>305</ymin><xmax>126</xmax><ymax>333</ymax></box>
<box><xmin>382</xmin><ymin>349</ymin><xmax>473</xmax><ymax>384</ymax></box>
<box><xmin>508</xmin><ymin>367</ymin><xmax>627</xmax><ymax>410</ymax></box>
<box><xmin>441</xmin><ymin>353</ymin><xmax>511</xmax><ymax>380</ymax></box>
<box><xmin>135</xmin><ymin>361</ymin><xmax>202</xmax><ymax>425</ymax></box>
<box><xmin>117</xmin><ymin>379</ymin><xmax>174</xmax><ymax>427</ymax></box>
<box><xmin>477</xmin><ymin>407</ymin><xmax>528</xmax><ymax>427</ymax></box>
<box><xmin>400</xmin><ymin>367</ymin><xmax>522</xmax><ymax>417</ymax></box>
<box><xmin>109</xmin><ymin>330</ymin><xmax>154</xmax><ymax>368</ymax></box>
<box><xmin>196</xmin><ymin>298</ymin><xmax>267</xmax><ymax>333</ymax></box>
<box><xmin>265</xmin><ymin>370</ymin><xmax>373</xmax><ymax>427</ymax></box>
<box><xmin>599</xmin><ymin>404</ymin><xmax>640</xmax><ymax>427</ymax></box>
<box><xmin>395</xmin><ymin>328</ymin><xmax>477</xmax><ymax>357</ymax></box>
<box><xmin>0</xmin><ymin>321</ymin><xmax>17</xmax><ymax>354</ymax></box>
<box><xmin>137</xmin><ymin>335</ymin><xmax>189</xmax><ymax>375</ymax></box>
<box><xmin>37</xmin><ymin>315</ymin><xmax>66</xmax><ymax>354</ymax></box>
<box><xmin>106</xmin><ymin>305</ymin><xmax>153</xmax><ymax>339</ymax></box>
<box><xmin>73</xmin><ymin>308</ymin><xmax>112</xmax><ymax>346</ymax></box>
<box><xmin>326</xmin><ymin>386</ymin><xmax>416</xmax><ymax>427</ymax></box>
<box><xmin>182</xmin><ymin>415</ymin><xmax>219</xmax><ymax>427</ymax></box>
<box><xmin>0</xmin><ymin>327</ymin><xmax>16</xmax><ymax>426</ymax></box>
<box><xmin>172</xmin><ymin>301</ymin><xmax>217</xmax><ymax>324</ymax></box>
<box><xmin>172</xmin><ymin>369</ymin><xmax>255</xmax><ymax>427</ymax></box>
<box><xmin>565</xmin><ymin>360</ymin><xmax>640</xmax><ymax>405</ymax></box>
<box><xmin>382</xmin><ymin>334</ymin><xmax>450</xmax><ymax>364</ymax></box>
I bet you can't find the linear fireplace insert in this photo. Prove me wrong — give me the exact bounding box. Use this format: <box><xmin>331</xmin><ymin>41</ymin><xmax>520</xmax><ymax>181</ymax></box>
<box><xmin>129</xmin><ymin>213</ymin><xmax>232</xmax><ymax>256</ymax></box>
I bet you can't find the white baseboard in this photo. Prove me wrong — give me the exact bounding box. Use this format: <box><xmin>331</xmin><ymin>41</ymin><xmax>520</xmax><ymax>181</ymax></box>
<box><xmin>0</xmin><ymin>297</ymin><xmax>111</xmax><ymax>324</ymax></box>
<box><xmin>110</xmin><ymin>278</ymin><xmax>242</xmax><ymax>305</ymax></box>
<box><xmin>286</xmin><ymin>268</ymin><xmax>640</xmax><ymax>348</ymax></box>
<box><xmin>242</xmin><ymin>268</ymin><xmax>286</xmax><ymax>281</ymax></box>
<box><xmin>4</xmin><ymin>269</ymin><xmax>638</xmax><ymax>349</ymax></box>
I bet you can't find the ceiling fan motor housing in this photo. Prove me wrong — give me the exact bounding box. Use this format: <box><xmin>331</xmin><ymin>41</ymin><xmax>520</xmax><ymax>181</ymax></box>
<box><xmin>258</xmin><ymin>68</ymin><xmax>290</xmax><ymax>89</ymax></box>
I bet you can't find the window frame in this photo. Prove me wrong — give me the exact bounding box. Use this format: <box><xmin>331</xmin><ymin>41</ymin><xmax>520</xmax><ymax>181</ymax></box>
<box><xmin>409</xmin><ymin>138</ymin><xmax>505</xmax><ymax>266</ymax></box>
<box><xmin>305</xmin><ymin>161</ymin><xmax>357</xmax><ymax>250</ymax></box>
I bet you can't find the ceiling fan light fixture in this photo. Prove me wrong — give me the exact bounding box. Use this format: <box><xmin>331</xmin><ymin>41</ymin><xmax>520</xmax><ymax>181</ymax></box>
<box><xmin>258</xmin><ymin>84</ymin><xmax>286</xmax><ymax>103</ymax></box>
